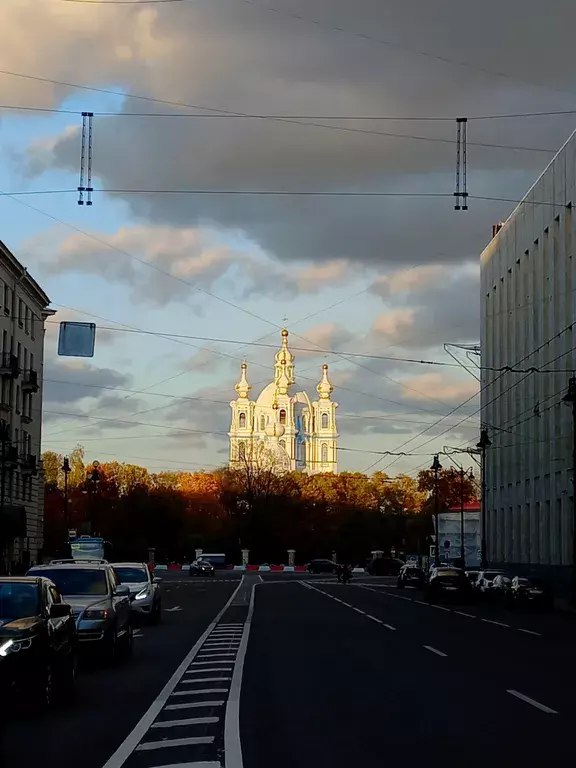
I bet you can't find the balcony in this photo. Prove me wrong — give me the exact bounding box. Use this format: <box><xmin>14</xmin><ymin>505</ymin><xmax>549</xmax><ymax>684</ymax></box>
<box><xmin>20</xmin><ymin>411</ymin><xmax>33</xmax><ymax>424</ymax></box>
<box><xmin>0</xmin><ymin>353</ymin><xmax>20</xmax><ymax>380</ymax></box>
<box><xmin>3</xmin><ymin>446</ymin><xmax>19</xmax><ymax>469</ymax></box>
<box><xmin>22</xmin><ymin>369</ymin><xmax>39</xmax><ymax>393</ymax></box>
<box><xmin>20</xmin><ymin>454</ymin><xmax>37</xmax><ymax>475</ymax></box>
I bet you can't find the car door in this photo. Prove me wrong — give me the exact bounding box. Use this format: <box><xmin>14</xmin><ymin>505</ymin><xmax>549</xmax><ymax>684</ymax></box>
<box><xmin>44</xmin><ymin>583</ymin><xmax>67</xmax><ymax>661</ymax></box>
<box><xmin>108</xmin><ymin>568</ymin><xmax>130</xmax><ymax>630</ymax></box>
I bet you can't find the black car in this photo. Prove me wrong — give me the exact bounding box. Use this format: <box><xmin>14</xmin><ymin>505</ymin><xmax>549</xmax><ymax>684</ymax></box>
<box><xmin>508</xmin><ymin>576</ymin><xmax>553</xmax><ymax>609</ymax></box>
<box><xmin>425</xmin><ymin>567</ymin><xmax>474</xmax><ymax>603</ymax></box>
<box><xmin>397</xmin><ymin>564</ymin><xmax>425</xmax><ymax>589</ymax></box>
<box><xmin>189</xmin><ymin>559</ymin><xmax>215</xmax><ymax>576</ymax></box>
<box><xmin>0</xmin><ymin>576</ymin><xmax>77</xmax><ymax>708</ymax></box>
<box><xmin>306</xmin><ymin>559</ymin><xmax>338</xmax><ymax>574</ymax></box>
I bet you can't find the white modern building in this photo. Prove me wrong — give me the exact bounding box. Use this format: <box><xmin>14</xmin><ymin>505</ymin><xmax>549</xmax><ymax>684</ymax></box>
<box><xmin>480</xmin><ymin>128</ymin><xmax>576</xmax><ymax>589</ymax></box>
<box><xmin>229</xmin><ymin>329</ymin><xmax>339</xmax><ymax>473</ymax></box>
<box><xmin>0</xmin><ymin>239</ymin><xmax>54</xmax><ymax>571</ymax></box>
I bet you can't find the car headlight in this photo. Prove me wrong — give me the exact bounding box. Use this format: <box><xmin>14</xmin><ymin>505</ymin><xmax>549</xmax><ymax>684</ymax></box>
<box><xmin>0</xmin><ymin>637</ymin><xmax>33</xmax><ymax>655</ymax></box>
<box><xmin>135</xmin><ymin>588</ymin><xmax>150</xmax><ymax>601</ymax></box>
<box><xmin>83</xmin><ymin>609</ymin><xmax>109</xmax><ymax>620</ymax></box>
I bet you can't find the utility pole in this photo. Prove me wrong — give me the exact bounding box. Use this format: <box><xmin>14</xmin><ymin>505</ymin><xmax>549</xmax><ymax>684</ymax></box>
<box><xmin>62</xmin><ymin>456</ymin><xmax>71</xmax><ymax>528</ymax></box>
<box><xmin>562</xmin><ymin>377</ymin><xmax>576</xmax><ymax>602</ymax></box>
<box><xmin>0</xmin><ymin>421</ymin><xmax>7</xmax><ymax>573</ymax></box>
<box><xmin>458</xmin><ymin>465</ymin><xmax>474</xmax><ymax>570</ymax></box>
<box><xmin>431</xmin><ymin>455</ymin><xmax>442</xmax><ymax>567</ymax></box>
<box><xmin>477</xmin><ymin>429</ymin><xmax>491</xmax><ymax>569</ymax></box>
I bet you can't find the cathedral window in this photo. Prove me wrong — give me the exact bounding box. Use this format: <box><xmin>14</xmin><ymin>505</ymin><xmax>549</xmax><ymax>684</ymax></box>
<box><xmin>321</xmin><ymin>412</ymin><xmax>329</xmax><ymax>429</ymax></box>
<box><xmin>260</xmin><ymin>414</ymin><xmax>266</xmax><ymax>430</ymax></box>
<box><xmin>238</xmin><ymin>442</ymin><xmax>246</xmax><ymax>460</ymax></box>
<box><xmin>239</xmin><ymin>412</ymin><xmax>246</xmax><ymax>429</ymax></box>
<box><xmin>321</xmin><ymin>443</ymin><xmax>328</xmax><ymax>462</ymax></box>
<box><xmin>279</xmin><ymin>409</ymin><xmax>287</xmax><ymax>425</ymax></box>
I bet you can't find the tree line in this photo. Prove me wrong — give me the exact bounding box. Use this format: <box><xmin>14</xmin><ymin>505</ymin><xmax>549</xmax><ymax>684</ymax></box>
<box><xmin>42</xmin><ymin>446</ymin><xmax>478</xmax><ymax>565</ymax></box>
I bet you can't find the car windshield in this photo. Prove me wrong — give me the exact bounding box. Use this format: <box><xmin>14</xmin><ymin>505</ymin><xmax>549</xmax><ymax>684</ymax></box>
<box><xmin>114</xmin><ymin>567</ymin><xmax>148</xmax><ymax>583</ymax></box>
<box><xmin>196</xmin><ymin>560</ymin><xmax>212</xmax><ymax>566</ymax></box>
<box><xmin>28</xmin><ymin>568</ymin><xmax>108</xmax><ymax>596</ymax></box>
<box><xmin>0</xmin><ymin>583</ymin><xmax>39</xmax><ymax>619</ymax></box>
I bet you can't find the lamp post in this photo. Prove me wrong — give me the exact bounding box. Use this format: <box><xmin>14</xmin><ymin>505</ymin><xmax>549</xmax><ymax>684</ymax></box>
<box><xmin>431</xmin><ymin>455</ymin><xmax>442</xmax><ymax>567</ymax></box>
<box><xmin>562</xmin><ymin>377</ymin><xmax>576</xmax><ymax>602</ymax></box>
<box><xmin>85</xmin><ymin>461</ymin><xmax>101</xmax><ymax>535</ymax></box>
<box><xmin>62</xmin><ymin>457</ymin><xmax>71</xmax><ymax>528</ymax></box>
<box><xmin>459</xmin><ymin>466</ymin><xmax>474</xmax><ymax>569</ymax></box>
<box><xmin>477</xmin><ymin>429</ymin><xmax>492</xmax><ymax>569</ymax></box>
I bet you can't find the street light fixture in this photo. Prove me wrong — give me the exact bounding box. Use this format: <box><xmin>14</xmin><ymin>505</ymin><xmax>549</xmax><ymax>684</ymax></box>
<box><xmin>477</xmin><ymin>429</ymin><xmax>492</xmax><ymax>569</ymax></box>
<box><xmin>562</xmin><ymin>377</ymin><xmax>576</xmax><ymax>602</ymax></box>
<box><xmin>431</xmin><ymin>454</ymin><xmax>442</xmax><ymax>567</ymax></box>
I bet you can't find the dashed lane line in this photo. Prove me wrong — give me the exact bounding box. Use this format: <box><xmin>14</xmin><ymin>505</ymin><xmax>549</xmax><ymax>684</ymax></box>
<box><xmin>423</xmin><ymin>645</ymin><xmax>448</xmax><ymax>657</ymax></box>
<box><xmin>151</xmin><ymin>716</ymin><xmax>220</xmax><ymax>729</ymax></box>
<box><xmin>301</xmin><ymin>581</ymin><xmax>396</xmax><ymax>631</ymax></box>
<box><xmin>357</xmin><ymin>585</ymin><xmax>543</xmax><ymax>637</ymax></box>
<box><xmin>507</xmin><ymin>689</ymin><xmax>558</xmax><ymax>714</ymax></box>
<box><xmin>136</xmin><ymin>736</ymin><xmax>214</xmax><ymax>751</ymax></box>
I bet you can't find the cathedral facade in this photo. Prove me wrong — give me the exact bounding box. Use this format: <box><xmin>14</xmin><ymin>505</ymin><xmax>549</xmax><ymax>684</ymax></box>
<box><xmin>228</xmin><ymin>329</ymin><xmax>338</xmax><ymax>473</ymax></box>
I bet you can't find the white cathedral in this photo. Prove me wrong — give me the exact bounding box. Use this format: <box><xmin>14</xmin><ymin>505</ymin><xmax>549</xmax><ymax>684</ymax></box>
<box><xmin>228</xmin><ymin>329</ymin><xmax>338</xmax><ymax>473</ymax></box>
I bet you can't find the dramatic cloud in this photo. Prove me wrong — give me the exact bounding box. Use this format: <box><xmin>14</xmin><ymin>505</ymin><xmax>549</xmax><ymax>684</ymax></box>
<box><xmin>400</xmin><ymin>373</ymin><xmax>479</xmax><ymax>403</ymax></box>
<box><xmin>43</xmin><ymin>358</ymin><xmax>132</xmax><ymax>407</ymax></box>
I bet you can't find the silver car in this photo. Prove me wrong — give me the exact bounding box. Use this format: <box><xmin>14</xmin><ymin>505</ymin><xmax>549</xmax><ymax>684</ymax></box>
<box><xmin>27</xmin><ymin>559</ymin><xmax>133</xmax><ymax>661</ymax></box>
<box><xmin>111</xmin><ymin>562</ymin><xmax>162</xmax><ymax>624</ymax></box>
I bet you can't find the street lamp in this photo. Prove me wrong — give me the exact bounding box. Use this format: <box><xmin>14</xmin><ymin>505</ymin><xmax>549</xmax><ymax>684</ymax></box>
<box><xmin>459</xmin><ymin>466</ymin><xmax>474</xmax><ymax>569</ymax></box>
<box><xmin>562</xmin><ymin>377</ymin><xmax>576</xmax><ymax>602</ymax></box>
<box><xmin>62</xmin><ymin>457</ymin><xmax>71</xmax><ymax>528</ymax></box>
<box><xmin>431</xmin><ymin>455</ymin><xmax>442</xmax><ymax>567</ymax></box>
<box><xmin>85</xmin><ymin>461</ymin><xmax>101</xmax><ymax>535</ymax></box>
<box><xmin>477</xmin><ymin>429</ymin><xmax>492</xmax><ymax>569</ymax></box>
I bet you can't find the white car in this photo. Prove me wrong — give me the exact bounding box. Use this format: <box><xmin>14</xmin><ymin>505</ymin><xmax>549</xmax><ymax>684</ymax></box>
<box><xmin>111</xmin><ymin>562</ymin><xmax>162</xmax><ymax>624</ymax></box>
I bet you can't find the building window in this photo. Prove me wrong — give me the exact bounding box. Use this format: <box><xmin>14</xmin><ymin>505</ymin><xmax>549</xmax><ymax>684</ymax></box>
<box><xmin>260</xmin><ymin>415</ymin><xmax>266</xmax><ymax>430</ymax></box>
<box><xmin>239</xmin><ymin>412</ymin><xmax>246</xmax><ymax>429</ymax></box>
<box><xmin>24</xmin><ymin>306</ymin><xmax>31</xmax><ymax>335</ymax></box>
<box><xmin>15</xmin><ymin>385</ymin><xmax>20</xmax><ymax>414</ymax></box>
<box><xmin>321</xmin><ymin>412</ymin><xmax>329</xmax><ymax>429</ymax></box>
<box><xmin>321</xmin><ymin>443</ymin><xmax>328</xmax><ymax>463</ymax></box>
<box><xmin>238</xmin><ymin>442</ymin><xmax>246</xmax><ymax>460</ymax></box>
<box><xmin>18</xmin><ymin>299</ymin><xmax>24</xmax><ymax>327</ymax></box>
<box><xmin>279</xmin><ymin>409</ymin><xmax>286</xmax><ymax>425</ymax></box>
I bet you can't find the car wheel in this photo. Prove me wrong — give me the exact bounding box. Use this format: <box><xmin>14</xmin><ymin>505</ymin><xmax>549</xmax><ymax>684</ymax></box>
<box><xmin>30</xmin><ymin>662</ymin><xmax>55</xmax><ymax>710</ymax></box>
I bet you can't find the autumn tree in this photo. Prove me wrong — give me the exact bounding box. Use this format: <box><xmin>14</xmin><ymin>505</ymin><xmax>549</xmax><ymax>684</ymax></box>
<box><xmin>417</xmin><ymin>466</ymin><xmax>478</xmax><ymax>512</ymax></box>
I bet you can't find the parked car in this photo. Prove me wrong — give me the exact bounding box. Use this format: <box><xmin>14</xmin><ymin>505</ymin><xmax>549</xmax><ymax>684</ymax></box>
<box><xmin>425</xmin><ymin>567</ymin><xmax>474</xmax><ymax>603</ymax></box>
<box><xmin>508</xmin><ymin>576</ymin><xmax>553</xmax><ymax>609</ymax></box>
<box><xmin>0</xmin><ymin>576</ymin><xmax>77</xmax><ymax>708</ymax></box>
<box><xmin>306</xmin><ymin>559</ymin><xmax>338</xmax><ymax>574</ymax></box>
<box><xmin>465</xmin><ymin>570</ymin><xmax>480</xmax><ymax>587</ymax></box>
<box><xmin>397</xmin><ymin>564</ymin><xmax>426</xmax><ymax>589</ymax></box>
<box><xmin>27</xmin><ymin>559</ymin><xmax>133</xmax><ymax>661</ymax></box>
<box><xmin>189</xmin><ymin>559</ymin><xmax>216</xmax><ymax>577</ymax></box>
<box><xmin>112</xmin><ymin>562</ymin><xmax>162</xmax><ymax>624</ymax></box>
<box><xmin>366</xmin><ymin>557</ymin><xmax>405</xmax><ymax>576</ymax></box>
<box><xmin>491</xmin><ymin>574</ymin><xmax>514</xmax><ymax>601</ymax></box>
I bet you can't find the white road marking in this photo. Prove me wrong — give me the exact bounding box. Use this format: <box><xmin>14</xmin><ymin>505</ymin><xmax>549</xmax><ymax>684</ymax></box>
<box><xmin>517</xmin><ymin>627</ymin><xmax>542</xmax><ymax>636</ymax></box>
<box><xmin>301</xmin><ymin>582</ymin><xmax>396</xmax><ymax>630</ymax></box>
<box><xmin>482</xmin><ymin>618</ymin><xmax>510</xmax><ymax>628</ymax></box>
<box><xmin>454</xmin><ymin>611</ymin><xmax>476</xmax><ymax>618</ymax></box>
<box><xmin>165</xmin><ymin>700</ymin><xmax>226</xmax><ymax>711</ymax></box>
<box><xmin>137</xmin><ymin>736</ymin><xmax>214</xmax><ymax>751</ymax></box>
<box><xmin>180</xmin><ymin>677</ymin><xmax>232</xmax><ymax>684</ymax></box>
<box><xmin>101</xmin><ymin>577</ymin><xmax>246</xmax><ymax>768</ymax></box>
<box><xmin>224</xmin><ymin>580</ymin><xmax>257</xmax><ymax>768</ymax></box>
<box><xmin>165</xmin><ymin>606</ymin><xmax>182</xmax><ymax>612</ymax></box>
<box><xmin>507</xmin><ymin>689</ymin><xmax>558</xmax><ymax>714</ymax></box>
<box><xmin>189</xmin><ymin>661</ymin><xmax>234</xmax><ymax>666</ymax></box>
<box><xmin>133</xmin><ymin>629</ymin><xmax>144</xmax><ymax>637</ymax></box>
<box><xmin>151</xmin><ymin>716</ymin><xmax>220</xmax><ymax>728</ymax></box>
<box><xmin>174</xmin><ymin>688</ymin><xmax>229</xmax><ymax>695</ymax></box>
<box><xmin>423</xmin><ymin>645</ymin><xmax>448</xmax><ymax>657</ymax></box>
<box><xmin>184</xmin><ymin>669</ymin><xmax>232</xmax><ymax>675</ymax></box>
<box><xmin>429</xmin><ymin>605</ymin><xmax>451</xmax><ymax>612</ymax></box>
<box><xmin>149</xmin><ymin>763</ymin><xmax>221</xmax><ymax>768</ymax></box>
<box><xmin>413</xmin><ymin>600</ymin><xmax>430</xmax><ymax>606</ymax></box>
<box><xmin>197</xmin><ymin>653</ymin><xmax>237</xmax><ymax>658</ymax></box>
<box><xmin>203</xmin><ymin>643</ymin><xmax>241</xmax><ymax>648</ymax></box>
<box><xmin>149</xmin><ymin>762</ymin><xmax>221</xmax><ymax>768</ymax></box>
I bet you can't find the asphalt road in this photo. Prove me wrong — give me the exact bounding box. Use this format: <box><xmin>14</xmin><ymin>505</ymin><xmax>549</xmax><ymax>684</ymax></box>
<box><xmin>4</xmin><ymin>571</ymin><xmax>575</xmax><ymax>768</ymax></box>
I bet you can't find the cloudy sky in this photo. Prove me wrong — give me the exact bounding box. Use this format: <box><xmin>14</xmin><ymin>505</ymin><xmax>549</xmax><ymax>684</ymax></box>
<box><xmin>1</xmin><ymin>0</ymin><xmax>575</xmax><ymax>475</ymax></box>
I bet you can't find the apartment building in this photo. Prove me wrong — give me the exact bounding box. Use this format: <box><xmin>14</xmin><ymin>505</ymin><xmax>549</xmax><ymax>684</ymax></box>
<box><xmin>480</xmin><ymin>129</ymin><xmax>576</xmax><ymax>590</ymax></box>
<box><xmin>0</xmin><ymin>239</ymin><xmax>54</xmax><ymax>571</ymax></box>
